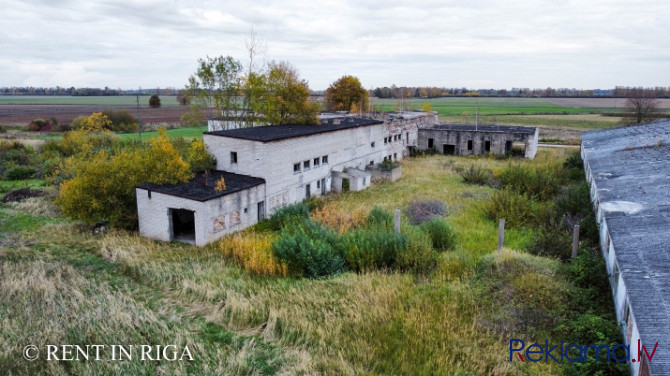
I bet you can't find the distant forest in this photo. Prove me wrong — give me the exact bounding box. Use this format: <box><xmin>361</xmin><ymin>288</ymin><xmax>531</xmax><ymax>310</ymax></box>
<box><xmin>2</xmin><ymin>85</ymin><xmax>669</xmax><ymax>98</ymax></box>
<box><xmin>0</xmin><ymin>86</ymin><xmax>183</xmax><ymax>96</ymax></box>
<box><xmin>370</xmin><ymin>86</ymin><xmax>670</xmax><ymax>99</ymax></box>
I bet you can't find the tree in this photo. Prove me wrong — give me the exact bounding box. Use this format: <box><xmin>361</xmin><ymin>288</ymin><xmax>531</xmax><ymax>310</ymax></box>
<box><xmin>56</xmin><ymin>129</ymin><xmax>193</xmax><ymax>228</ymax></box>
<box><xmin>149</xmin><ymin>94</ymin><xmax>161</xmax><ymax>108</ymax></box>
<box><xmin>253</xmin><ymin>61</ymin><xmax>318</xmax><ymax>125</ymax></box>
<box><xmin>324</xmin><ymin>75</ymin><xmax>369</xmax><ymax>112</ymax></box>
<box><xmin>623</xmin><ymin>88</ymin><xmax>661</xmax><ymax>124</ymax></box>
<box><xmin>184</xmin><ymin>55</ymin><xmax>243</xmax><ymax>126</ymax></box>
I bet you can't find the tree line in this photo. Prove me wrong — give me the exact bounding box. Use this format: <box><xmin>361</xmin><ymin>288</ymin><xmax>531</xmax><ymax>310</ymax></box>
<box><xmin>372</xmin><ymin>86</ymin><xmax>670</xmax><ymax>99</ymax></box>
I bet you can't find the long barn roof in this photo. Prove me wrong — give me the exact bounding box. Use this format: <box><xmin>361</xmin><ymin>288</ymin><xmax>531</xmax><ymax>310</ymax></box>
<box><xmin>582</xmin><ymin>120</ymin><xmax>670</xmax><ymax>374</ymax></box>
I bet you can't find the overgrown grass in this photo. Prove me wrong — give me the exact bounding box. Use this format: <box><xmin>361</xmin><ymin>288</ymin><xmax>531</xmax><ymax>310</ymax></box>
<box><xmin>0</xmin><ymin>149</ymin><xmax>625</xmax><ymax>375</ymax></box>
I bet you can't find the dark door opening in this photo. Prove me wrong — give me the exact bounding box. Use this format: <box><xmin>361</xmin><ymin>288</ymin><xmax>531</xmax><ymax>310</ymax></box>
<box><xmin>428</xmin><ymin>138</ymin><xmax>434</xmax><ymax>149</ymax></box>
<box><xmin>305</xmin><ymin>183</ymin><xmax>311</xmax><ymax>199</ymax></box>
<box><xmin>320</xmin><ymin>178</ymin><xmax>326</xmax><ymax>195</ymax></box>
<box><xmin>505</xmin><ymin>141</ymin><xmax>513</xmax><ymax>154</ymax></box>
<box><xmin>443</xmin><ymin>144</ymin><xmax>455</xmax><ymax>155</ymax></box>
<box><xmin>485</xmin><ymin>140</ymin><xmax>491</xmax><ymax>152</ymax></box>
<box><xmin>342</xmin><ymin>178</ymin><xmax>350</xmax><ymax>192</ymax></box>
<box><xmin>170</xmin><ymin>208</ymin><xmax>195</xmax><ymax>244</ymax></box>
<box><xmin>258</xmin><ymin>201</ymin><xmax>265</xmax><ymax>221</ymax></box>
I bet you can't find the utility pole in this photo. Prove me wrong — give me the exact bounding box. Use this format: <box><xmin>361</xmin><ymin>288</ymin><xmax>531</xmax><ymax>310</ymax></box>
<box><xmin>136</xmin><ymin>88</ymin><xmax>142</xmax><ymax>142</ymax></box>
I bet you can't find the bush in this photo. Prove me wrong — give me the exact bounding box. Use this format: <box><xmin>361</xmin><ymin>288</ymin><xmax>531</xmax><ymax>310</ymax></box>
<box><xmin>341</xmin><ymin>228</ymin><xmax>408</xmax><ymax>273</ymax></box>
<box><xmin>272</xmin><ymin>224</ymin><xmax>346</xmax><ymax>278</ymax></box>
<box><xmin>101</xmin><ymin>109</ymin><xmax>138</xmax><ymax>132</ymax></box>
<box><xmin>456</xmin><ymin>164</ymin><xmax>492</xmax><ymax>186</ymax></box>
<box><xmin>186</xmin><ymin>139</ymin><xmax>216</xmax><ymax>172</ymax></box>
<box><xmin>0</xmin><ymin>124</ymin><xmax>6</xmax><ymax>133</ymax></box>
<box><xmin>366</xmin><ymin>206</ymin><xmax>393</xmax><ymax>229</ymax></box>
<box><xmin>420</xmin><ymin>217</ymin><xmax>456</xmax><ymax>251</ymax></box>
<box><xmin>406</xmin><ymin>199</ymin><xmax>447</xmax><ymax>225</ymax></box>
<box><xmin>397</xmin><ymin>225</ymin><xmax>438</xmax><ymax>274</ymax></box>
<box><xmin>527</xmin><ymin>217</ymin><xmax>572</xmax><ymax>260</ymax></box>
<box><xmin>266</xmin><ymin>203</ymin><xmax>310</xmax><ymax>231</ymax></box>
<box><xmin>379</xmin><ymin>159</ymin><xmax>399</xmax><ymax>170</ymax></box>
<box><xmin>5</xmin><ymin>165</ymin><xmax>36</xmax><ymax>180</ymax></box>
<box><xmin>499</xmin><ymin>164</ymin><xmax>561</xmax><ymax>201</ymax></box>
<box><xmin>28</xmin><ymin>118</ymin><xmax>51</xmax><ymax>132</ymax></box>
<box><xmin>486</xmin><ymin>188</ymin><xmax>536</xmax><ymax>228</ymax></box>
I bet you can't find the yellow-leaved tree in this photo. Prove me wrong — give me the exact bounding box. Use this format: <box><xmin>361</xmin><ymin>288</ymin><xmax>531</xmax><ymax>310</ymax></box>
<box><xmin>56</xmin><ymin>129</ymin><xmax>193</xmax><ymax>228</ymax></box>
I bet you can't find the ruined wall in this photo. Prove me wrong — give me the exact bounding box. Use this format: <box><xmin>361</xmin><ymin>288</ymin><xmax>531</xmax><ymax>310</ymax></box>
<box><xmin>417</xmin><ymin>128</ymin><xmax>538</xmax><ymax>158</ymax></box>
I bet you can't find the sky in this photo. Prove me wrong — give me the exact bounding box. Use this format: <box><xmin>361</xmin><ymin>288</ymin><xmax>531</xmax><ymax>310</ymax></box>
<box><xmin>2</xmin><ymin>0</ymin><xmax>669</xmax><ymax>91</ymax></box>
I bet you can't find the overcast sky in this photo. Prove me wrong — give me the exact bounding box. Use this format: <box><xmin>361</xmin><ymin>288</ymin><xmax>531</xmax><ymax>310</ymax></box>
<box><xmin>2</xmin><ymin>0</ymin><xmax>669</xmax><ymax>91</ymax></box>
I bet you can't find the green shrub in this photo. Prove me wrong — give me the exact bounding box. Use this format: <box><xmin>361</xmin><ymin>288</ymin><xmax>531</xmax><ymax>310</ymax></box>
<box><xmin>366</xmin><ymin>206</ymin><xmax>393</xmax><ymax>229</ymax></box>
<box><xmin>420</xmin><ymin>217</ymin><xmax>456</xmax><ymax>251</ymax></box>
<box><xmin>272</xmin><ymin>224</ymin><xmax>346</xmax><ymax>278</ymax></box>
<box><xmin>267</xmin><ymin>203</ymin><xmax>310</xmax><ymax>231</ymax></box>
<box><xmin>457</xmin><ymin>164</ymin><xmax>492</xmax><ymax>186</ymax></box>
<box><xmin>0</xmin><ymin>124</ymin><xmax>6</xmax><ymax>133</ymax></box>
<box><xmin>341</xmin><ymin>228</ymin><xmax>408</xmax><ymax>273</ymax></box>
<box><xmin>527</xmin><ymin>217</ymin><xmax>572</xmax><ymax>260</ymax></box>
<box><xmin>397</xmin><ymin>225</ymin><xmax>438</xmax><ymax>274</ymax></box>
<box><xmin>499</xmin><ymin>164</ymin><xmax>560</xmax><ymax>201</ymax></box>
<box><xmin>5</xmin><ymin>165</ymin><xmax>36</xmax><ymax>180</ymax></box>
<box><xmin>304</xmin><ymin>196</ymin><xmax>324</xmax><ymax>212</ymax></box>
<box><xmin>379</xmin><ymin>159</ymin><xmax>399</xmax><ymax>170</ymax></box>
<box><xmin>486</xmin><ymin>188</ymin><xmax>536</xmax><ymax>228</ymax></box>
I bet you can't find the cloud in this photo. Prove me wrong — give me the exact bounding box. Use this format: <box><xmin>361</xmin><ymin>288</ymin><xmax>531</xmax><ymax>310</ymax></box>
<box><xmin>0</xmin><ymin>0</ymin><xmax>668</xmax><ymax>90</ymax></box>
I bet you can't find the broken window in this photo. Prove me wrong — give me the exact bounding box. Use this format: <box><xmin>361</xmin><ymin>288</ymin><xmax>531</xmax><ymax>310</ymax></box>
<box><xmin>230</xmin><ymin>151</ymin><xmax>238</xmax><ymax>164</ymax></box>
<box><xmin>371</xmin><ymin>142</ymin><xmax>375</xmax><ymax>147</ymax></box>
<box><xmin>316</xmin><ymin>180</ymin><xmax>321</xmax><ymax>189</ymax></box>
<box><xmin>384</xmin><ymin>137</ymin><xmax>388</xmax><ymax>145</ymax></box>
<box><xmin>294</xmin><ymin>163</ymin><xmax>301</xmax><ymax>173</ymax></box>
<box><xmin>303</xmin><ymin>160</ymin><xmax>310</xmax><ymax>170</ymax></box>
<box><xmin>467</xmin><ymin>140</ymin><xmax>473</xmax><ymax>150</ymax></box>
<box><xmin>322</xmin><ymin>155</ymin><xmax>329</xmax><ymax>164</ymax></box>
<box><xmin>394</xmin><ymin>153</ymin><xmax>397</xmax><ymax>160</ymax></box>
<box><xmin>314</xmin><ymin>157</ymin><xmax>320</xmax><ymax>167</ymax></box>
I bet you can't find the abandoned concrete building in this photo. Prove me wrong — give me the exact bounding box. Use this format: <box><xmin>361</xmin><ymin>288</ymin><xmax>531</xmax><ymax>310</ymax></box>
<box><xmin>418</xmin><ymin>124</ymin><xmax>539</xmax><ymax>158</ymax></box>
<box><xmin>136</xmin><ymin>111</ymin><xmax>538</xmax><ymax>246</ymax></box>
<box><xmin>582</xmin><ymin>120</ymin><xmax>670</xmax><ymax>376</ymax></box>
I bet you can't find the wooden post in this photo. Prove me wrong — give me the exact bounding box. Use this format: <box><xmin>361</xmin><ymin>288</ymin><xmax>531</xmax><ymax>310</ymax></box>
<box><xmin>497</xmin><ymin>219</ymin><xmax>505</xmax><ymax>254</ymax></box>
<box><xmin>571</xmin><ymin>225</ymin><xmax>580</xmax><ymax>260</ymax></box>
<box><xmin>394</xmin><ymin>209</ymin><xmax>401</xmax><ymax>234</ymax></box>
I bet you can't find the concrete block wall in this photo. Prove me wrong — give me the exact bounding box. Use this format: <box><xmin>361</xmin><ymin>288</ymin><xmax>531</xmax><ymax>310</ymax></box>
<box><xmin>205</xmin><ymin>124</ymin><xmax>387</xmax><ymax>213</ymax></box>
<box><xmin>417</xmin><ymin>128</ymin><xmax>538</xmax><ymax>158</ymax></box>
<box><xmin>137</xmin><ymin>184</ymin><xmax>265</xmax><ymax>247</ymax></box>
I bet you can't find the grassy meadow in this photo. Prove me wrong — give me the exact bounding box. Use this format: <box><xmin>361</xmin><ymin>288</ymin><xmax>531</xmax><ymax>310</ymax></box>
<box><xmin>0</xmin><ymin>148</ymin><xmax>625</xmax><ymax>375</ymax></box>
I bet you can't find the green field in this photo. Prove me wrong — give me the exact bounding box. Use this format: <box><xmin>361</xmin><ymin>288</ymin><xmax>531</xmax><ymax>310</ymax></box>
<box><xmin>0</xmin><ymin>95</ymin><xmax>180</xmax><ymax>106</ymax></box>
<box><xmin>116</xmin><ymin>126</ymin><xmax>208</xmax><ymax>141</ymax></box>
<box><xmin>371</xmin><ymin>97</ymin><xmax>611</xmax><ymax>115</ymax></box>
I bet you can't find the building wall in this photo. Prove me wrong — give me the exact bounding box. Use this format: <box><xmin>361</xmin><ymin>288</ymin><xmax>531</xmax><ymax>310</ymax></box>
<box><xmin>136</xmin><ymin>184</ymin><xmax>265</xmax><ymax>247</ymax></box>
<box><xmin>417</xmin><ymin>128</ymin><xmax>538</xmax><ymax>158</ymax></box>
<box><xmin>204</xmin><ymin>124</ymin><xmax>389</xmax><ymax>213</ymax></box>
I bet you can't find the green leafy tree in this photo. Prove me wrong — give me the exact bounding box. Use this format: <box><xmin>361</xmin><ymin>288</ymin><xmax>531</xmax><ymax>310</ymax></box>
<box><xmin>149</xmin><ymin>94</ymin><xmax>161</xmax><ymax>108</ymax></box>
<box><xmin>256</xmin><ymin>61</ymin><xmax>318</xmax><ymax>125</ymax></box>
<box><xmin>324</xmin><ymin>75</ymin><xmax>369</xmax><ymax>112</ymax></box>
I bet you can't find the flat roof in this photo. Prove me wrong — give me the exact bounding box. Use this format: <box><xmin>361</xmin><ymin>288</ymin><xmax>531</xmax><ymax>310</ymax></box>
<box><xmin>137</xmin><ymin>170</ymin><xmax>264</xmax><ymax>202</ymax></box>
<box><xmin>427</xmin><ymin>124</ymin><xmax>537</xmax><ymax>134</ymax></box>
<box><xmin>582</xmin><ymin>120</ymin><xmax>670</xmax><ymax>374</ymax></box>
<box><xmin>204</xmin><ymin>117</ymin><xmax>383</xmax><ymax>142</ymax></box>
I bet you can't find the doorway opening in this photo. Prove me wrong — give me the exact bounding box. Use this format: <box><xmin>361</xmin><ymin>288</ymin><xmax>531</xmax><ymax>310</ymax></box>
<box><xmin>170</xmin><ymin>208</ymin><xmax>195</xmax><ymax>244</ymax></box>
<box><xmin>443</xmin><ymin>144</ymin><xmax>455</xmax><ymax>155</ymax></box>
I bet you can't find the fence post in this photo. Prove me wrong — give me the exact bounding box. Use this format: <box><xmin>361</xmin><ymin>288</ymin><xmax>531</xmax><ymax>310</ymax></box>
<box><xmin>498</xmin><ymin>219</ymin><xmax>505</xmax><ymax>254</ymax></box>
<box><xmin>571</xmin><ymin>225</ymin><xmax>580</xmax><ymax>260</ymax></box>
<box><xmin>394</xmin><ymin>209</ymin><xmax>401</xmax><ymax>234</ymax></box>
